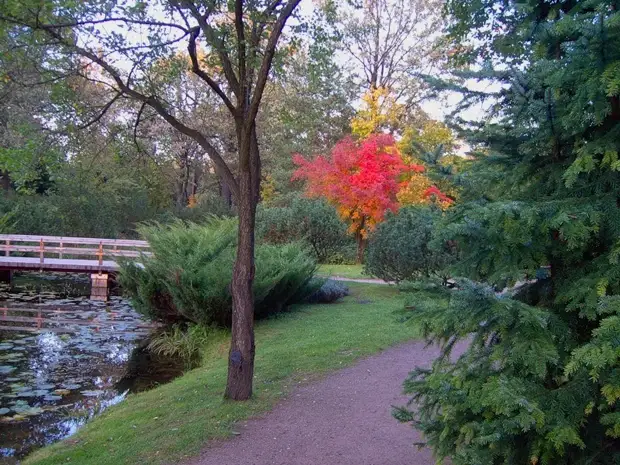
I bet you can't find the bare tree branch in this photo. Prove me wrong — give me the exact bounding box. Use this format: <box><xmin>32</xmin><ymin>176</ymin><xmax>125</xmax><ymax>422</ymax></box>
<box><xmin>183</xmin><ymin>2</ymin><xmax>242</xmax><ymax>100</ymax></box>
<box><xmin>77</xmin><ymin>92</ymin><xmax>123</xmax><ymax>130</ymax></box>
<box><xmin>248</xmin><ymin>0</ymin><xmax>302</xmax><ymax>130</ymax></box>
<box><xmin>187</xmin><ymin>27</ymin><xmax>236</xmax><ymax>115</ymax></box>
<box><xmin>22</xmin><ymin>16</ymin><xmax>241</xmax><ymax>200</ymax></box>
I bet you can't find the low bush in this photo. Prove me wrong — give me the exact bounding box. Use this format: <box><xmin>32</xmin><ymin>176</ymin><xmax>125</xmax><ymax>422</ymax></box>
<box><xmin>306</xmin><ymin>279</ymin><xmax>350</xmax><ymax>304</ymax></box>
<box><xmin>364</xmin><ymin>206</ymin><xmax>454</xmax><ymax>283</ymax></box>
<box><xmin>119</xmin><ymin>218</ymin><xmax>320</xmax><ymax>327</ymax></box>
<box><xmin>257</xmin><ymin>197</ymin><xmax>356</xmax><ymax>264</ymax></box>
<box><xmin>147</xmin><ymin>324</ymin><xmax>215</xmax><ymax>368</ymax></box>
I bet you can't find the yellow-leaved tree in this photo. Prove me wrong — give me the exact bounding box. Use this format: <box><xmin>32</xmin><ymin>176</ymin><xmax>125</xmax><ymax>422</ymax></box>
<box><xmin>350</xmin><ymin>87</ymin><xmax>405</xmax><ymax>138</ymax></box>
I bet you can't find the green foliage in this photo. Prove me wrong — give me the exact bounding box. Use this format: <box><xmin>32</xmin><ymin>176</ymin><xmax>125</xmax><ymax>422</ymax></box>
<box><xmin>397</xmin><ymin>1</ymin><xmax>620</xmax><ymax>464</ymax></box>
<box><xmin>119</xmin><ymin>219</ymin><xmax>319</xmax><ymax>327</ymax></box>
<box><xmin>396</xmin><ymin>280</ymin><xmax>584</xmax><ymax>464</ymax></box>
<box><xmin>0</xmin><ymin>175</ymin><xmax>158</xmax><ymax>238</ymax></box>
<box><xmin>364</xmin><ymin>206</ymin><xmax>453</xmax><ymax>283</ymax></box>
<box><xmin>147</xmin><ymin>324</ymin><xmax>215</xmax><ymax>369</ymax></box>
<box><xmin>257</xmin><ymin>197</ymin><xmax>356</xmax><ymax>264</ymax></box>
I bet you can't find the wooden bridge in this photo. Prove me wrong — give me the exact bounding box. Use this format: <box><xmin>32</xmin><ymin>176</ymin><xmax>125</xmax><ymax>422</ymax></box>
<box><xmin>0</xmin><ymin>234</ymin><xmax>150</xmax><ymax>300</ymax></box>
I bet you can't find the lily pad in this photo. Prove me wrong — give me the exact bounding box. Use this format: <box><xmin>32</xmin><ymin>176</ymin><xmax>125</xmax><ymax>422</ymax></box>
<box><xmin>43</xmin><ymin>395</ymin><xmax>62</xmax><ymax>402</ymax></box>
<box><xmin>36</xmin><ymin>384</ymin><xmax>56</xmax><ymax>390</ymax></box>
<box><xmin>61</xmin><ymin>384</ymin><xmax>81</xmax><ymax>390</ymax></box>
<box><xmin>53</xmin><ymin>389</ymin><xmax>70</xmax><ymax>396</ymax></box>
<box><xmin>0</xmin><ymin>408</ymin><xmax>9</xmax><ymax>415</ymax></box>
<box><xmin>81</xmin><ymin>390</ymin><xmax>104</xmax><ymax>397</ymax></box>
<box><xmin>0</xmin><ymin>366</ymin><xmax>16</xmax><ymax>375</ymax></box>
<box><xmin>22</xmin><ymin>407</ymin><xmax>44</xmax><ymax>416</ymax></box>
<box><xmin>31</xmin><ymin>389</ymin><xmax>50</xmax><ymax>396</ymax></box>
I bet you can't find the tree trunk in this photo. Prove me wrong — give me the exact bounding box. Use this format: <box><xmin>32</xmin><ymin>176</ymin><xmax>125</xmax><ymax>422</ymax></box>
<box><xmin>225</xmin><ymin>177</ymin><xmax>256</xmax><ymax>400</ymax></box>
<box><xmin>224</xmin><ymin>127</ymin><xmax>260</xmax><ymax>401</ymax></box>
<box><xmin>355</xmin><ymin>217</ymin><xmax>367</xmax><ymax>263</ymax></box>
<box><xmin>220</xmin><ymin>179</ymin><xmax>233</xmax><ymax>209</ymax></box>
<box><xmin>1</xmin><ymin>170</ymin><xmax>10</xmax><ymax>192</ymax></box>
<box><xmin>356</xmin><ymin>232</ymin><xmax>366</xmax><ymax>264</ymax></box>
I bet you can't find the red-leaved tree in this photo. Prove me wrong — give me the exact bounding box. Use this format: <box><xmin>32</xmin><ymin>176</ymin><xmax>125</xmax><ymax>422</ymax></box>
<box><xmin>292</xmin><ymin>134</ymin><xmax>424</xmax><ymax>262</ymax></box>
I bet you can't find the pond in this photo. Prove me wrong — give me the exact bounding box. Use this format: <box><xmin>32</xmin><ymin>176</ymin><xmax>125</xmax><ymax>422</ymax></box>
<box><xmin>0</xmin><ymin>273</ymin><xmax>180</xmax><ymax>463</ymax></box>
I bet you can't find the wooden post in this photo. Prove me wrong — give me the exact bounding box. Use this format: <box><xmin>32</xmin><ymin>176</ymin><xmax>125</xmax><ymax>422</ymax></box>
<box><xmin>91</xmin><ymin>273</ymin><xmax>109</xmax><ymax>301</ymax></box>
<box><xmin>36</xmin><ymin>310</ymin><xmax>42</xmax><ymax>329</ymax></box>
<box><xmin>59</xmin><ymin>241</ymin><xmax>63</xmax><ymax>259</ymax></box>
<box><xmin>39</xmin><ymin>238</ymin><xmax>44</xmax><ymax>264</ymax></box>
<box><xmin>97</xmin><ymin>242</ymin><xmax>104</xmax><ymax>266</ymax></box>
<box><xmin>5</xmin><ymin>239</ymin><xmax>9</xmax><ymax>257</ymax></box>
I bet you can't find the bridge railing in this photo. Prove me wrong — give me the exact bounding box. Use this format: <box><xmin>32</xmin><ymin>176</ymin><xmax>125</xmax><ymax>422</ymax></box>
<box><xmin>0</xmin><ymin>234</ymin><xmax>151</xmax><ymax>266</ymax></box>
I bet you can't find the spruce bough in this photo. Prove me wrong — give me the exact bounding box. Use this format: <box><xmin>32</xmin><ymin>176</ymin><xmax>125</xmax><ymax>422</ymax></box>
<box><xmin>397</xmin><ymin>1</ymin><xmax>620</xmax><ymax>463</ymax></box>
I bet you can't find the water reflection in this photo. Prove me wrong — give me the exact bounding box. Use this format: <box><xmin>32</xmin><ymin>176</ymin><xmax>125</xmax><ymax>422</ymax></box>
<box><xmin>0</xmin><ymin>273</ymin><xmax>181</xmax><ymax>463</ymax></box>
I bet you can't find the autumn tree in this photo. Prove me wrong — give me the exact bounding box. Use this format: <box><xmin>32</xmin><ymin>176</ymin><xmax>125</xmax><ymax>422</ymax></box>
<box><xmin>350</xmin><ymin>86</ymin><xmax>406</xmax><ymax>138</ymax></box>
<box><xmin>293</xmin><ymin>134</ymin><xmax>422</xmax><ymax>261</ymax></box>
<box><xmin>0</xmin><ymin>0</ymin><xmax>303</xmax><ymax>400</ymax></box>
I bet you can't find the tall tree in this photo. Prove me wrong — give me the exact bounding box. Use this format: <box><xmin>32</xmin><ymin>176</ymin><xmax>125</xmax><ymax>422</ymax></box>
<box><xmin>397</xmin><ymin>0</ymin><xmax>620</xmax><ymax>463</ymax></box>
<box><xmin>0</xmin><ymin>0</ymin><xmax>302</xmax><ymax>400</ymax></box>
<box><xmin>259</xmin><ymin>5</ymin><xmax>356</xmax><ymax>195</ymax></box>
<box><xmin>339</xmin><ymin>0</ymin><xmax>443</xmax><ymax>105</ymax></box>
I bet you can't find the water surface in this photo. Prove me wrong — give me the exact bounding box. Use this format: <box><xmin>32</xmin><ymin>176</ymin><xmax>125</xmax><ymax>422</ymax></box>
<box><xmin>0</xmin><ymin>273</ymin><xmax>178</xmax><ymax>463</ymax></box>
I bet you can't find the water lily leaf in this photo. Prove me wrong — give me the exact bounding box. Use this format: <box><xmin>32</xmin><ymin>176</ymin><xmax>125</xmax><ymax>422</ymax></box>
<box><xmin>81</xmin><ymin>390</ymin><xmax>104</xmax><ymax>397</ymax></box>
<box><xmin>0</xmin><ymin>366</ymin><xmax>16</xmax><ymax>374</ymax></box>
<box><xmin>23</xmin><ymin>407</ymin><xmax>44</xmax><ymax>416</ymax></box>
<box><xmin>61</xmin><ymin>384</ymin><xmax>81</xmax><ymax>390</ymax></box>
<box><xmin>36</xmin><ymin>384</ymin><xmax>56</xmax><ymax>390</ymax></box>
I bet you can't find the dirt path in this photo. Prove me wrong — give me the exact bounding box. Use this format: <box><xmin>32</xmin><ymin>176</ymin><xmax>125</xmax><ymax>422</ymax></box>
<box><xmin>328</xmin><ymin>276</ymin><xmax>390</xmax><ymax>285</ymax></box>
<box><xmin>184</xmin><ymin>341</ymin><xmax>454</xmax><ymax>465</ymax></box>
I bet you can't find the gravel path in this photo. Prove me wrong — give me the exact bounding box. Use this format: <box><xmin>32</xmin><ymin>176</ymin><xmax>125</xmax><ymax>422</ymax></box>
<box><xmin>328</xmin><ymin>276</ymin><xmax>390</xmax><ymax>285</ymax></box>
<box><xmin>184</xmin><ymin>341</ymin><xmax>456</xmax><ymax>465</ymax></box>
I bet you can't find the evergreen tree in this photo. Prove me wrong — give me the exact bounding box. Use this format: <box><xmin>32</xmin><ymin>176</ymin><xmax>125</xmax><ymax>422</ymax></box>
<box><xmin>397</xmin><ymin>1</ymin><xmax>620</xmax><ymax>464</ymax></box>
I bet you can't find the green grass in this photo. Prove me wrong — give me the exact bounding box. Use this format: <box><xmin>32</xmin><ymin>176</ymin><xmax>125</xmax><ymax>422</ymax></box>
<box><xmin>317</xmin><ymin>263</ymin><xmax>367</xmax><ymax>279</ymax></box>
<box><xmin>26</xmin><ymin>283</ymin><xmax>418</xmax><ymax>465</ymax></box>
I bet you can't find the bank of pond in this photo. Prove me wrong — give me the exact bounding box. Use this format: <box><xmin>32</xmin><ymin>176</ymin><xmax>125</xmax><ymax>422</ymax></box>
<box><xmin>0</xmin><ymin>273</ymin><xmax>184</xmax><ymax>463</ymax></box>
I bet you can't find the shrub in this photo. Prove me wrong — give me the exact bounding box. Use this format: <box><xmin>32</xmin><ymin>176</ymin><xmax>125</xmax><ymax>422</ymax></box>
<box><xmin>257</xmin><ymin>197</ymin><xmax>356</xmax><ymax>264</ymax></box>
<box><xmin>147</xmin><ymin>324</ymin><xmax>214</xmax><ymax>368</ymax></box>
<box><xmin>306</xmin><ymin>279</ymin><xmax>350</xmax><ymax>304</ymax></box>
<box><xmin>255</xmin><ymin>203</ymin><xmax>295</xmax><ymax>244</ymax></box>
<box><xmin>118</xmin><ymin>218</ymin><xmax>319</xmax><ymax>327</ymax></box>
<box><xmin>364</xmin><ymin>206</ymin><xmax>453</xmax><ymax>283</ymax></box>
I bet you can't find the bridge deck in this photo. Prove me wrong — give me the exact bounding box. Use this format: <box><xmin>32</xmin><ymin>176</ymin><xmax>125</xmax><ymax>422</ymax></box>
<box><xmin>0</xmin><ymin>256</ymin><xmax>119</xmax><ymax>273</ymax></box>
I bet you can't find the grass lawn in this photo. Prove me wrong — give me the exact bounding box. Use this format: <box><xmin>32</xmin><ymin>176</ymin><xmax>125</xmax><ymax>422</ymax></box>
<box><xmin>26</xmin><ymin>283</ymin><xmax>418</xmax><ymax>465</ymax></box>
<box><xmin>317</xmin><ymin>263</ymin><xmax>367</xmax><ymax>279</ymax></box>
